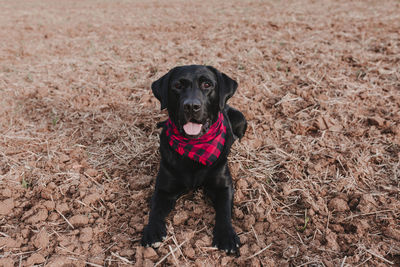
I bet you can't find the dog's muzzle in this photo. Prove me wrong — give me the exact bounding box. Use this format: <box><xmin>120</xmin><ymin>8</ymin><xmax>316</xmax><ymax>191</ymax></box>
<box><xmin>182</xmin><ymin>98</ymin><xmax>204</xmax><ymax>136</ymax></box>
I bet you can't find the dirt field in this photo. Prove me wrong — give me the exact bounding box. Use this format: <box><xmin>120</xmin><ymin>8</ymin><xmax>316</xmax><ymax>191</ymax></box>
<box><xmin>0</xmin><ymin>0</ymin><xmax>399</xmax><ymax>266</ymax></box>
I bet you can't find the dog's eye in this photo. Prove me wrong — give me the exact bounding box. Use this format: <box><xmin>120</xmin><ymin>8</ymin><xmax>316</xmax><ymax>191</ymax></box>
<box><xmin>173</xmin><ymin>82</ymin><xmax>183</xmax><ymax>90</ymax></box>
<box><xmin>201</xmin><ymin>82</ymin><xmax>212</xmax><ymax>89</ymax></box>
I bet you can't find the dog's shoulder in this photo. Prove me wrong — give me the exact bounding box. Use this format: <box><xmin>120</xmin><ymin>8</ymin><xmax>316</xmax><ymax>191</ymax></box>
<box><xmin>224</xmin><ymin>105</ymin><xmax>247</xmax><ymax>141</ymax></box>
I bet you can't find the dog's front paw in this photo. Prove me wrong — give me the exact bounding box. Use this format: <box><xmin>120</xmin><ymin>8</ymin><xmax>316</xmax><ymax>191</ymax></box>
<box><xmin>141</xmin><ymin>221</ymin><xmax>167</xmax><ymax>248</ymax></box>
<box><xmin>212</xmin><ymin>225</ymin><xmax>241</xmax><ymax>255</ymax></box>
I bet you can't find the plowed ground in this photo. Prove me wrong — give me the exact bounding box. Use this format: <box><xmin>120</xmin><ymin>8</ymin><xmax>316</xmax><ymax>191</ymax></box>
<box><xmin>0</xmin><ymin>0</ymin><xmax>399</xmax><ymax>266</ymax></box>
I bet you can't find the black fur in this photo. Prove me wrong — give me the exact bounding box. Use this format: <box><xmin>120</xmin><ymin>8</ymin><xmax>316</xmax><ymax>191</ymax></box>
<box><xmin>142</xmin><ymin>65</ymin><xmax>247</xmax><ymax>255</ymax></box>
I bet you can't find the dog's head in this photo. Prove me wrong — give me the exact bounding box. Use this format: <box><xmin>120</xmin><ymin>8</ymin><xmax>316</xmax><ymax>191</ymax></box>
<box><xmin>152</xmin><ymin>65</ymin><xmax>237</xmax><ymax>138</ymax></box>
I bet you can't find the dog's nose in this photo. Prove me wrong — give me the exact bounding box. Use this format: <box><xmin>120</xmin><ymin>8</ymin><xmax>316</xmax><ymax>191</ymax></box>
<box><xmin>183</xmin><ymin>99</ymin><xmax>201</xmax><ymax>114</ymax></box>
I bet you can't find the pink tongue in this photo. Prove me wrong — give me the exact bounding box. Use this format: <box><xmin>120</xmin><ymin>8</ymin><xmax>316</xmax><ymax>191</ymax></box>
<box><xmin>183</xmin><ymin>122</ymin><xmax>202</xmax><ymax>136</ymax></box>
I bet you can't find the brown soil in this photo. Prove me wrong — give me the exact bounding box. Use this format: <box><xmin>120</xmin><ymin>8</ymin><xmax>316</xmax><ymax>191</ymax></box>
<box><xmin>1</xmin><ymin>0</ymin><xmax>399</xmax><ymax>266</ymax></box>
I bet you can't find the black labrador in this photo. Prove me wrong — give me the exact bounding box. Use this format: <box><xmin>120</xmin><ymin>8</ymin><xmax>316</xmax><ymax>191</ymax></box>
<box><xmin>141</xmin><ymin>65</ymin><xmax>247</xmax><ymax>254</ymax></box>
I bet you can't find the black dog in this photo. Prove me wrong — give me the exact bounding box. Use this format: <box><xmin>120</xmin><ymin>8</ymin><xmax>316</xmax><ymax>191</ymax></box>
<box><xmin>141</xmin><ymin>65</ymin><xmax>247</xmax><ymax>254</ymax></box>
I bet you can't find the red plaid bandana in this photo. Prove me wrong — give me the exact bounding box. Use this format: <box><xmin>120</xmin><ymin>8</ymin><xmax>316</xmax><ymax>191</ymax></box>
<box><xmin>165</xmin><ymin>112</ymin><xmax>227</xmax><ymax>166</ymax></box>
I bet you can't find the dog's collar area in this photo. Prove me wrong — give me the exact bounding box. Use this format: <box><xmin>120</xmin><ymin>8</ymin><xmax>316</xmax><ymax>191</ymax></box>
<box><xmin>165</xmin><ymin>112</ymin><xmax>227</xmax><ymax>166</ymax></box>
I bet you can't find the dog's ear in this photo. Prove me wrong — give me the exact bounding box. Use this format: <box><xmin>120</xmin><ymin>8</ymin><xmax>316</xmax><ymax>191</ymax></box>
<box><xmin>207</xmin><ymin>66</ymin><xmax>238</xmax><ymax>110</ymax></box>
<box><xmin>151</xmin><ymin>69</ymin><xmax>174</xmax><ymax>110</ymax></box>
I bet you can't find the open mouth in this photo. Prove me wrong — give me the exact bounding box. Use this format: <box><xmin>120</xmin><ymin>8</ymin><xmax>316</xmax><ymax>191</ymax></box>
<box><xmin>183</xmin><ymin>122</ymin><xmax>203</xmax><ymax>136</ymax></box>
<box><xmin>181</xmin><ymin>119</ymin><xmax>210</xmax><ymax>138</ymax></box>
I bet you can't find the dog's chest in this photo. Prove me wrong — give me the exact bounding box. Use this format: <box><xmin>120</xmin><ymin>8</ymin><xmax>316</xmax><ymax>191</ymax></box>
<box><xmin>176</xmin><ymin>161</ymin><xmax>211</xmax><ymax>189</ymax></box>
<box><xmin>160</xmin><ymin>130</ymin><xmax>231</xmax><ymax>189</ymax></box>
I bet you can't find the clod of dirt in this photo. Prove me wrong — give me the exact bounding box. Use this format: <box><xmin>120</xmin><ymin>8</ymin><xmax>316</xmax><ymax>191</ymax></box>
<box><xmin>173</xmin><ymin>210</ymin><xmax>189</xmax><ymax>225</ymax></box>
<box><xmin>236</xmin><ymin>179</ymin><xmax>248</xmax><ymax>190</ymax></box>
<box><xmin>281</xmin><ymin>184</ymin><xmax>292</xmax><ymax>196</ymax></box>
<box><xmin>79</xmin><ymin>227</ymin><xmax>93</xmax><ymax>242</ymax></box>
<box><xmin>250</xmin><ymin>257</ymin><xmax>261</xmax><ymax>267</ymax></box>
<box><xmin>300</xmin><ymin>192</ymin><xmax>328</xmax><ymax>215</ymax></box>
<box><xmin>367</xmin><ymin>116</ymin><xmax>385</xmax><ymax>127</ymax></box>
<box><xmin>83</xmin><ymin>193</ymin><xmax>101</xmax><ymax>205</ymax></box>
<box><xmin>358</xmin><ymin>194</ymin><xmax>377</xmax><ymax>213</ymax></box>
<box><xmin>254</xmin><ymin>222</ymin><xmax>266</xmax><ymax>234</ymax></box>
<box><xmin>46</xmin><ymin>256</ymin><xmax>79</xmax><ymax>267</ymax></box>
<box><xmin>315</xmin><ymin>115</ymin><xmax>343</xmax><ymax>131</ymax></box>
<box><xmin>250</xmin><ymin>243</ymin><xmax>261</xmax><ymax>254</ymax></box>
<box><xmin>0</xmin><ymin>258</ymin><xmax>14</xmax><ymax>267</ymax></box>
<box><xmin>356</xmin><ymin>219</ymin><xmax>370</xmax><ymax>236</ymax></box>
<box><xmin>91</xmin><ymin>243</ymin><xmax>103</xmax><ymax>254</ymax></box>
<box><xmin>243</xmin><ymin>215</ymin><xmax>256</xmax><ymax>231</ymax></box>
<box><xmin>43</xmin><ymin>200</ymin><xmax>55</xmax><ymax>211</ymax></box>
<box><xmin>325</xmin><ymin>230</ymin><xmax>340</xmax><ymax>251</ymax></box>
<box><xmin>328</xmin><ymin>197</ymin><xmax>349</xmax><ymax>212</ymax></box>
<box><xmin>26</xmin><ymin>253</ymin><xmax>46</xmax><ymax>265</ymax></box>
<box><xmin>143</xmin><ymin>259</ymin><xmax>155</xmax><ymax>267</ymax></box>
<box><xmin>240</xmin><ymin>244</ymin><xmax>249</xmax><ymax>255</ymax></box>
<box><xmin>221</xmin><ymin>256</ymin><xmax>232</xmax><ymax>265</ymax></box>
<box><xmin>263</xmin><ymin>258</ymin><xmax>277</xmax><ymax>267</ymax></box>
<box><xmin>135</xmin><ymin>247</ymin><xmax>144</xmax><ymax>266</ymax></box>
<box><xmin>193</xmin><ymin>207</ymin><xmax>203</xmax><ymax>215</ymax></box>
<box><xmin>1</xmin><ymin>189</ymin><xmax>12</xmax><ymax>198</ymax></box>
<box><xmin>56</xmin><ymin>202</ymin><xmax>70</xmax><ymax>214</ymax></box>
<box><xmin>26</xmin><ymin>209</ymin><xmax>48</xmax><ymax>224</ymax></box>
<box><xmin>282</xmin><ymin>245</ymin><xmax>299</xmax><ymax>259</ymax></box>
<box><xmin>33</xmin><ymin>229</ymin><xmax>49</xmax><ymax>249</ymax></box>
<box><xmin>129</xmin><ymin>175</ymin><xmax>153</xmax><ymax>190</ymax></box>
<box><xmin>85</xmin><ymin>168</ymin><xmax>98</xmax><ymax>177</ymax></box>
<box><xmin>120</xmin><ymin>249</ymin><xmax>135</xmax><ymax>257</ymax></box>
<box><xmin>48</xmin><ymin>212</ymin><xmax>59</xmax><ymax>222</ymax></box>
<box><xmin>234</xmin><ymin>208</ymin><xmax>244</xmax><ymax>219</ymax></box>
<box><xmin>69</xmin><ymin>214</ymin><xmax>89</xmax><ymax>227</ymax></box>
<box><xmin>21</xmin><ymin>229</ymin><xmax>30</xmax><ymax>239</ymax></box>
<box><xmin>183</xmin><ymin>247</ymin><xmax>195</xmax><ymax>259</ymax></box>
<box><xmin>0</xmin><ymin>237</ymin><xmax>21</xmax><ymax>248</ymax></box>
<box><xmin>89</xmin><ymin>244</ymin><xmax>105</xmax><ymax>263</ymax></box>
<box><xmin>235</xmin><ymin>189</ymin><xmax>245</xmax><ymax>202</ymax></box>
<box><xmin>40</xmin><ymin>187</ymin><xmax>54</xmax><ymax>200</ymax></box>
<box><xmin>0</xmin><ymin>198</ymin><xmax>14</xmax><ymax>215</ymax></box>
<box><xmin>384</xmin><ymin>226</ymin><xmax>400</xmax><ymax>241</ymax></box>
<box><xmin>195</xmin><ymin>258</ymin><xmax>206</xmax><ymax>267</ymax></box>
<box><xmin>59</xmin><ymin>154</ymin><xmax>70</xmax><ymax>163</ymax></box>
<box><xmin>143</xmin><ymin>247</ymin><xmax>158</xmax><ymax>260</ymax></box>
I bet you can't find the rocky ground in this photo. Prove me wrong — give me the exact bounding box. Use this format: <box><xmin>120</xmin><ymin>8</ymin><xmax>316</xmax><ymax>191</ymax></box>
<box><xmin>0</xmin><ymin>0</ymin><xmax>399</xmax><ymax>266</ymax></box>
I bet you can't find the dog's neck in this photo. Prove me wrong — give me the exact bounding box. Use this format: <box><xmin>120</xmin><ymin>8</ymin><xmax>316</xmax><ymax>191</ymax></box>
<box><xmin>164</xmin><ymin>112</ymin><xmax>227</xmax><ymax>166</ymax></box>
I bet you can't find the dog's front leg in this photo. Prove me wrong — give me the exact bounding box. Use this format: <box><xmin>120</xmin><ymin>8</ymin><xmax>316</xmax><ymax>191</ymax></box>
<box><xmin>205</xmin><ymin>181</ymin><xmax>240</xmax><ymax>255</ymax></box>
<box><xmin>141</xmin><ymin>171</ymin><xmax>183</xmax><ymax>247</ymax></box>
